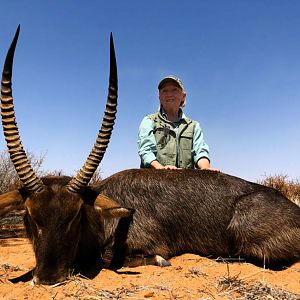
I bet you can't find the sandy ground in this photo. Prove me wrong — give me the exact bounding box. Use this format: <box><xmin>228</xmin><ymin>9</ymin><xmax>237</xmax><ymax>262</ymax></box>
<box><xmin>0</xmin><ymin>236</ymin><xmax>300</xmax><ymax>300</ymax></box>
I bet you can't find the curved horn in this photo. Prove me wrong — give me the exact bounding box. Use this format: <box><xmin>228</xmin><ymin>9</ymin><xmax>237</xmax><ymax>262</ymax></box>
<box><xmin>67</xmin><ymin>33</ymin><xmax>118</xmax><ymax>193</ymax></box>
<box><xmin>1</xmin><ymin>25</ymin><xmax>45</xmax><ymax>193</ymax></box>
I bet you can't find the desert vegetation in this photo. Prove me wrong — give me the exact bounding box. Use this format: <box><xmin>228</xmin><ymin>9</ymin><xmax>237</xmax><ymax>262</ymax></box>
<box><xmin>0</xmin><ymin>150</ymin><xmax>45</xmax><ymax>194</ymax></box>
<box><xmin>258</xmin><ymin>174</ymin><xmax>300</xmax><ymax>206</ymax></box>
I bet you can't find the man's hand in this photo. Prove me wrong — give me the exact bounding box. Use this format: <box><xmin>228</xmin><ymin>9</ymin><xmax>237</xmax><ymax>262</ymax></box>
<box><xmin>162</xmin><ymin>165</ymin><xmax>180</xmax><ymax>170</ymax></box>
<box><xmin>197</xmin><ymin>158</ymin><xmax>220</xmax><ymax>172</ymax></box>
<box><xmin>150</xmin><ymin>160</ymin><xmax>180</xmax><ymax>170</ymax></box>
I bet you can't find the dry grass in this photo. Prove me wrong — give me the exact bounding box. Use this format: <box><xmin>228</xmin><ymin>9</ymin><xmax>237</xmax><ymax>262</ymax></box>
<box><xmin>217</xmin><ymin>263</ymin><xmax>300</xmax><ymax>299</ymax></box>
<box><xmin>218</xmin><ymin>277</ymin><xmax>300</xmax><ymax>300</ymax></box>
<box><xmin>45</xmin><ymin>270</ymin><xmax>300</xmax><ymax>300</ymax></box>
<box><xmin>46</xmin><ymin>274</ymin><xmax>184</xmax><ymax>299</ymax></box>
<box><xmin>258</xmin><ymin>174</ymin><xmax>300</xmax><ymax>206</ymax></box>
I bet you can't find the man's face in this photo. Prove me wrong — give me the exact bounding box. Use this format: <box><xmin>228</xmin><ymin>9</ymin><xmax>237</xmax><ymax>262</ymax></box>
<box><xmin>159</xmin><ymin>81</ymin><xmax>186</xmax><ymax>112</ymax></box>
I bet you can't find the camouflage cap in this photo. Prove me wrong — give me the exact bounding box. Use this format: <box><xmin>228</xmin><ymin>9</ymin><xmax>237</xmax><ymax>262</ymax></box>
<box><xmin>158</xmin><ymin>75</ymin><xmax>185</xmax><ymax>91</ymax></box>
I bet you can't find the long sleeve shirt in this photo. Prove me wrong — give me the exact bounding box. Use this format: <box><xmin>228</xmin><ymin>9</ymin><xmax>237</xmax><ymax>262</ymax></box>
<box><xmin>138</xmin><ymin>110</ymin><xmax>210</xmax><ymax>168</ymax></box>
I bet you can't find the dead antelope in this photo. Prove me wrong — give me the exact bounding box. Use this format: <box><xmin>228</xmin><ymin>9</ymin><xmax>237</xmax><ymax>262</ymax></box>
<box><xmin>0</xmin><ymin>26</ymin><xmax>300</xmax><ymax>286</ymax></box>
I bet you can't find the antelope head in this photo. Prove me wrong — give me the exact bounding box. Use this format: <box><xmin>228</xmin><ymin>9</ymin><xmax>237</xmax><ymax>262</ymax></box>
<box><xmin>0</xmin><ymin>26</ymin><xmax>131</xmax><ymax>284</ymax></box>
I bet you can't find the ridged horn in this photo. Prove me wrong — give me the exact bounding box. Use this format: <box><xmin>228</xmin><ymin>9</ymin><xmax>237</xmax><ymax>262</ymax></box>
<box><xmin>67</xmin><ymin>33</ymin><xmax>118</xmax><ymax>193</ymax></box>
<box><xmin>1</xmin><ymin>25</ymin><xmax>45</xmax><ymax>193</ymax></box>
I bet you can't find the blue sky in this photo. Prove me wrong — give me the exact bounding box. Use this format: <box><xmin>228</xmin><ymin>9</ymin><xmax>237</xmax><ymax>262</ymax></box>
<box><xmin>0</xmin><ymin>1</ymin><xmax>299</xmax><ymax>181</ymax></box>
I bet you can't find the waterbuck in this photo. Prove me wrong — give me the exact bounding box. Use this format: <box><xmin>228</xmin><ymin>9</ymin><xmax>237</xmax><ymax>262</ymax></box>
<box><xmin>1</xmin><ymin>27</ymin><xmax>300</xmax><ymax>285</ymax></box>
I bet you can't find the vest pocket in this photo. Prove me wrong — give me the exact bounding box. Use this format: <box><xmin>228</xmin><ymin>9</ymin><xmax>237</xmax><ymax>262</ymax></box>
<box><xmin>180</xmin><ymin>135</ymin><xmax>193</xmax><ymax>150</ymax></box>
<box><xmin>179</xmin><ymin>135</ymin><xmax>193</xmax><ymax>168</ymax></box>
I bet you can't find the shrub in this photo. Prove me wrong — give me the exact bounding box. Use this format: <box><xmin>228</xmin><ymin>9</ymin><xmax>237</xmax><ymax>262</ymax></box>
<box><xmin>258</xmin><ymin>174</ymin><xmax>300</xmax><ymax>206</ymax></box>
<box><xmin>0</xmin><ymin>150</ymin><xmax>45</xmax><ymax>194</ymax></box>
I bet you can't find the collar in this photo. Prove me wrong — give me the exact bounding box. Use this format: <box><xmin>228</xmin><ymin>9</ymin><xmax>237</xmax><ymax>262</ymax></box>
<box><xmin>159</xmin><ymin>107</ymin><xmax>186</xmax><ymax>122</ymax></box>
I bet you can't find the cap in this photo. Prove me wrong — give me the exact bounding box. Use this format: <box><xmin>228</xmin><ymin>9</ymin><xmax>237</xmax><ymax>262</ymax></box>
<box><xmin>158</xmin><ymin>75</ymin><xmax>186</xmax><ymax>107</ymax></box>
<box><xmin>158</xmin><ymin>75</ymin><xmax>185</xmax><ymax>91</ymax></box>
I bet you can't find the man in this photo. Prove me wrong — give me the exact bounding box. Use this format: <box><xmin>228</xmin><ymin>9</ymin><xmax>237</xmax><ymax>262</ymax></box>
<box><xmin>138</xmin><ymin>75</ymin><xmax>218</xmax><ymax>170</ymax></box>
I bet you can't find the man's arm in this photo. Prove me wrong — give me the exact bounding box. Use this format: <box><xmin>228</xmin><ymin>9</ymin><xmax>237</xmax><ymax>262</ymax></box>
<box><xmin>193</xmin><ymin>122</ymin><xmax>219</xmax><ymax>171</ymax></box>
<box><xmin>137</xmin><ymin>116</ymin><xmax>157</xmax><ymax>167</ymax></box>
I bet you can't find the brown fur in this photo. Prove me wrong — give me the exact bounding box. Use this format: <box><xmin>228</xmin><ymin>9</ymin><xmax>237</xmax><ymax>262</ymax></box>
<box><xmin>95</xmin><ymin>169</ymin><xmax>300</xmax><ymax>270</ymax></box>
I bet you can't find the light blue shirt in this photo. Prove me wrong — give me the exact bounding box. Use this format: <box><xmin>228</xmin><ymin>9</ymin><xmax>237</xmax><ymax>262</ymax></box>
<box><xmin>137</xmin><ymin>110</ymin><xmax>210</xmax><ymax>167</ymax></box>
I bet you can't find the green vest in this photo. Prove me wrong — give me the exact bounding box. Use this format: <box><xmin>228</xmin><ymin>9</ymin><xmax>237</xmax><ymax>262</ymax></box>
<box><xmin>148</xmin><ymin>112</ymin><xmax>196</xmax><ymax>168</ymax></box>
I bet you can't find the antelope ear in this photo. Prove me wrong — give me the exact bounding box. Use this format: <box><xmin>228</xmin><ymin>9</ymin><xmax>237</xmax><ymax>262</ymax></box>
<box><xmin>94</xmin><ymin>194</ymin><xmax>134</xmax><ymax>218</ymax></box>
<box><xmin>0</xmin><ymin>190</ymin><xmax>25</xmax><ymax>217</ymax></box>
